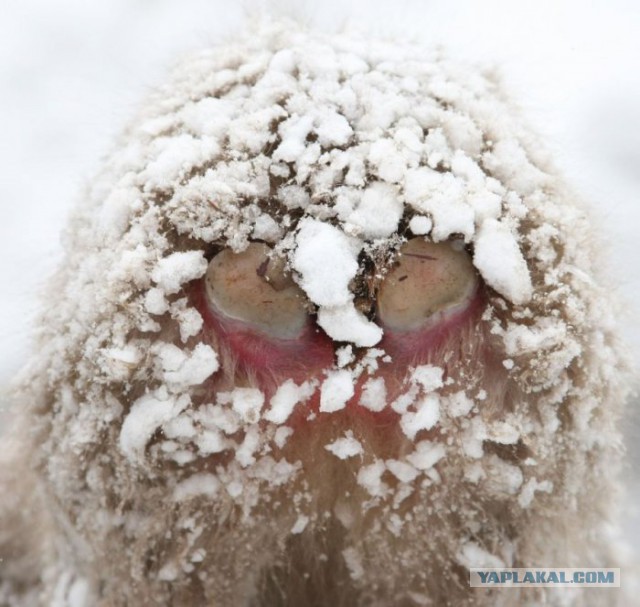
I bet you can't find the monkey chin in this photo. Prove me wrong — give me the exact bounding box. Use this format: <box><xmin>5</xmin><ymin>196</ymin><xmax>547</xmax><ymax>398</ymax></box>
<box><xmin>41</xmin><ymin>285</ymin><xmax>609</xmax><ymax>607</ymax></box>
<box><xmin>0</xmin><ymin>20</ymin><xmax>633</xmax><ymax>607</ymax></box>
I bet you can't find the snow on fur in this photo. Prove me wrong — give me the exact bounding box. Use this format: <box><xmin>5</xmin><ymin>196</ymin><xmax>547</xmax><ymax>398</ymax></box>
<box><xmin>2</xmin><ymin>20</ymin><xmax>632</xmax><ymax>607</ymax></box>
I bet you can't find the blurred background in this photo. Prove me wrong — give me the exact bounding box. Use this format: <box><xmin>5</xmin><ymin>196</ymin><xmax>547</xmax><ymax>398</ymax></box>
<box><xmin>1</xmin><ymin>0</ymin><xmax>638</xmax><ymax>549</ymax></box>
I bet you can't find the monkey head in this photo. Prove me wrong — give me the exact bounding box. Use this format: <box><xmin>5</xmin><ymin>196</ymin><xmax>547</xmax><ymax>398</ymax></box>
<box><xmin>0</xmin><ymin>21</ymin><xmax>632</xmax><ymax>607</ymax></box>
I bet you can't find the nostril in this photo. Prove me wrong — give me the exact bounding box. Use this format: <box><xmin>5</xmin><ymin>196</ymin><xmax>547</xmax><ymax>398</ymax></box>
<box><xmin>204</xmin><ymin>243</ymin><xmax>310</xmax><ymax>340</ymax></box>
<box><xmin>377</xmin><ymin>238</ymin><xmax>478</xmax><ymax>331</ymax></box>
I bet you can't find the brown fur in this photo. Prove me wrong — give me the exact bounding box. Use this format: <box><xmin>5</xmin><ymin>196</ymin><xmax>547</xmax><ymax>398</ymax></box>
<box><xmin>0</xmin><ymin>22</ymin><xmax>632</xmax><ymax>607</ymax></box>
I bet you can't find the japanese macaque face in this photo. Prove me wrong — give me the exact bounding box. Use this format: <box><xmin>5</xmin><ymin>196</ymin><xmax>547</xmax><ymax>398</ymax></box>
<box><xmin>0</xmin><ymin>22</ymin><xmax>632</xmax><ymax>607</ymax></box>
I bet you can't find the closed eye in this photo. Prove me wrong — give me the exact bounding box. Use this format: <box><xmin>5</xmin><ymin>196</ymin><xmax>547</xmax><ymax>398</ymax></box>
<box><xmin>197</xmin><ymin>238</ymin><xmax>481</xmax><ymax>382</ymax></box>
<box><xmin>204</xmin><ymin>242</ymin><xmax>310</xmax><ymax>340</ymax></box>
<box><xmin>376</xmin><ymin>238</ymin><xmax>478</xmax><ymax>331</ymax></box>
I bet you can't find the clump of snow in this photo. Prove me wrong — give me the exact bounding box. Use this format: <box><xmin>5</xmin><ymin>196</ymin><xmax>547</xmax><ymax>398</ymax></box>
<box><xmin>153</xmin><ymin>343</ymin><xmax>219</xmax><ymax>389</ymax></box>
<box><xmin>386</xmin><ymin>459</ymin><xmax>419</xmax><ymax>483</ymax></box>
<box><xmin>335</xmin><ymin>345</ymin><xmax>354</xmax><ymax>368</ymax></box>
<box><xmin>141</xmin><ymin>134</ymin><xmax>220</xmax><ymax>192</ymax></box>
<box><xmin>264</xmin><ymin>380</ymin><xmax>317</xmax><ymax>424</ymax></box>
<box><xmin>518</xmin><ymin>477</ymin><xmax>553</xmax><ymax>508</ymax></box>
<box><xmin>315</xmin><ymin>109</ymin><xmax>353</xmax><ymax>147</ymax></box>
<box><xmin>227</xmin><ymin>388</ymin><xmax>265</xmax><ymax>424</ymax></box>
<box><xmin>235</xmin><ymin>426</ymin><xmax>262</xmax><ymax>467</ymax></box>
<box><xmin>145</xmin><ymin>287</ymin><xmax>169</xmax><ymax>315</ymax></box>
<box><xmin>119</xmin><ymin>389</ymin><xmax>188</xmax><ymax>463</ymax></box>
<box><xmin>483</xmin><ymin>454</ymin><xmax>524</xmax><ymax>496</ymax></box>
<box><xmin>317</xmin><ymin>304</ymin><xmax>383</xmax><ymax>348</ymax></box>
<box><xmin>292</xmin><ymin>219</ymin><xmax>359</xmax><ymax>307</ymax></box>
<box><xmin>325</xmin><ymin>431</ymin><xmax>364</xmax><ymax>460</ymax></box>
<box><xmin>293</xmin><ymin>218</ymin><xmax>382</xmax><ymax>346</ymax></box>
<box><xmin>356</xmin><ymin>460</ymin><xmax>388</xmax><ymax>497</ymax></box>
<box><xmin>173</xmin><ymin>473</ymin><xmax>220</xmax><ymax>501</ymax></box>
<box><xmin>482</xmin><ymin>139</ymin><xmax>548</xmax><ymax>195</ymax></box>
<box><xmin>291</xmin><ymin>515</ymin><xmax>309</xmax><ymax>535</ymax></box>
<box><xmin>97</xmin><ymin>186</ymin><xmax>138</xmax><ymax>242</ymax></box>
<box><xmin>67</xmin><ymin>577</ymin><xmax>92</xmax><ymax>607</ymax></box>
<box><xmin>473</xmin><ymin>219</ymin><xmax>533</xmax><ymax>305</ymax></box>
<box><xmin>319</xmin><ymin>369</ymin><xmax>355</xmax><ymax>413</ymax></box>
<box><xmin>404</xmin><ymin>168</ymin><xmax>475</xmax><ymax>241</ymax></box>
<box><xmin>359</xmin><ymin>377</ymin><xmax>387</xmax><ymax>412</ymax></box>
<box><xmin>170</xmin><ymin>299</ymin><xmax>204</xmax><ymax>342</ymax></box>
<box><xmin>195</xmin><ymin>428</ymin><xmax>227</xmax><ymax>455</ymax></box>
<box><xmin>406</xmin><ymin>440</ymin><xmax>446</xmax><ymax>471</ymax></box>
<box><xmin>101</xmin><ymin>346</ymin><xmax>141</xmax><ymax>380</ymax></box>
<box><xmin>445</xmin><ymin>391</ymin><xmax>475</xmax><ymax>417</ymax></box>
<box><xmin>400</xmin><ymin>395</ymin><xmax>441</xmax><ymax>439</ymax></box>
<box><xmin>390</xmin><ymin>386</ymin><xmax>420</xmax><ymax>415</ymax></box>
<box><xmin>391</xmin><ymin>366</ymin><xmax>447</xmax><ymax>439</ymax></box>
<box><xmin>408</xmin><ymin>215</ymin><xmax>432</xmax><ymax>236</ymax></box>
<box><xmin>163</xmin><ymin>414</ymin><xmax>197</xmax><ymax>441</ymax></box>
<box><xmin>461</xmin><ymin>417</ymin><xmax>488</xmax><ymax>459</ymax></box>
<box><xmin>342</xmin><ymin>547</ymin><xmax>365</xmax><ymax>581</ymax></box>
<box><xmin>366</xmin><ymin>140</ymin><xmax>403</xmax><ymax>183</ymax></box>
<box><xmin>353</xmin><ymin>347</ymin><xmax>388</xmax><ymax>376</ymax></box>
<box><xmin>344</xmin><ymin>182</ymin><xmax>403</xmax><ymax>239</ymax></box>
<box><xmin>273</xmin><ymin>426</ymin><xmax>294</xmax><ymax>449</ymax></box>
<box><xmin>411</xmin><ymin>365</ymin><xmax>444</xmax><ymax>392</ymax></box>
<box><xmin>273</xmin><ymin>114</ymin><xmax>315</xmax><ymax>163</ymax></box>
<box><xmin>486</xmin><ymin>420</ymin><xmax>520</xmax><ymax>445</ymax></box>
<box><xmin>252</xmin><ymin>213</ymin><xmax>283</xmax><ymax>242</ymax></box>
<box><xmin>151</xmin><ymin>251</ymin><xmax>208</xmax><ymax>294</ymax></box>
<box><xmin>501</xmin><ymin>316</ymin><xmax>568</xmax><ymax>357</ymax></box>
<box><xmin>198</xmin><ymin>402</ymin><xmax>241</xmax><ymax>435</ymax></box>
<box><xmin>456</xmin><ymin>541</ymin><xmax>505</xmax><ymax>569</ymax></box>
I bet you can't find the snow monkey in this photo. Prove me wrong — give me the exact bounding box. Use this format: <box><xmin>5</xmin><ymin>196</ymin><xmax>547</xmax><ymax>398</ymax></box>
<box><xmin>0</xmin><ymin>21</ymin><xmax>632</xmax><ymax>607</ymax></box>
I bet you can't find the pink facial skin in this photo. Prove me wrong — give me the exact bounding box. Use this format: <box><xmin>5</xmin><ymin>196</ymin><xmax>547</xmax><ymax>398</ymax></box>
<box><xmin>191</xmin><ymin>280</ymin><xmax>335</xmax><ymax>385</ymax></box>
<box><xmin>191</xmin><ymin>278</ymin><xmax>487</xmax><ymax>431</ymax></box>
<box><xmin>377</xmin><ymin>283</ymin><xmax>486</xmax><ymax>368</ymax></box>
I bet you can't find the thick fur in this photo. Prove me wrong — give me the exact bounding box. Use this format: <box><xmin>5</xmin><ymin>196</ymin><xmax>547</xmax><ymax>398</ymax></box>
<box><xmin>0</xmin><ymin>22</ymin><xmax>632</xmax><ymax>607</ymax></box>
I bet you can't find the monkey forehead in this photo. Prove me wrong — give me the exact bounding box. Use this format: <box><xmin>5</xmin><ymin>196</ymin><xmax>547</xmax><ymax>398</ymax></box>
<box><xmin>92</xmin><ymin>24</ymin><xmax>552</xmax><ymax>302</ymax></box>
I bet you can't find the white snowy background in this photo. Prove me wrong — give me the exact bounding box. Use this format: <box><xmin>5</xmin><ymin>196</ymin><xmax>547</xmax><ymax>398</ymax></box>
<box><xmin>1</xmin><ymin>0</ymin><xmax>638</xmax><ymax>547</ymax></box>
